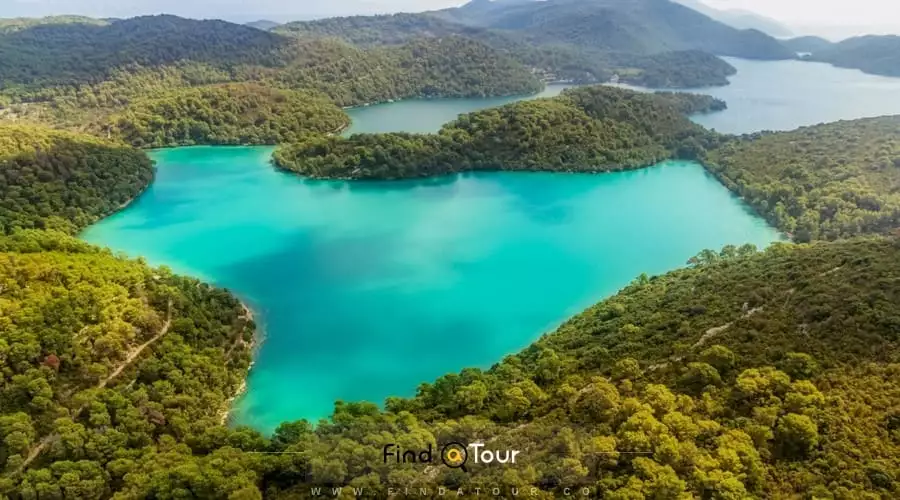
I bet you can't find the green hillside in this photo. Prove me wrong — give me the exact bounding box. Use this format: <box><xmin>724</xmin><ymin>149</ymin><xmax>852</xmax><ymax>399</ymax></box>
<box><xmin>0</xmin><ymin>15</ymin><xmax>292</xmax><ymax>86</ymax></box>
<box><xmin>0</xmin><ymin>230</ymin><xmax>256</xmax><ymax>497</ymax></box>
<box><xmin>0</xmin><ymin>16</ymin><xmax>544</xmax><ymax>135</ymax></box>
<box><xmin>0</xmin><ymin>125</ymin><xmax>153</xmax><ymax>234</ymax></box>
<box><xmin>108</xmin><ymin>84</ymin><xmax>350</xmax><ymax>148</ymax></box>
<box><xmin>706</xmin><ymin>117</ymin><xmax>900</xmax><ymax>241</ymax></box>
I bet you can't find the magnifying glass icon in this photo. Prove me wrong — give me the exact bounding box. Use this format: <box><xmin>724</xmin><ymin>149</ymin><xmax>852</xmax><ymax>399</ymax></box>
<box><xmin>441</xmin><ymin>442</ymin><xmax>468</xmax><ymax>472</ymax></box>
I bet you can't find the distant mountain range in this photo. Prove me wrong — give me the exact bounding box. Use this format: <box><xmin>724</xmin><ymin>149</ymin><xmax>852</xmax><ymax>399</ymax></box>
<box><xmin>434</xmin><ymin>0</ymin><xmax>794</xmax><ymax>59</ymax></box>
<box><xmin>673</xmin><ymin>0</ymin><xmax>792</xmax><ymax>37</ymax></box>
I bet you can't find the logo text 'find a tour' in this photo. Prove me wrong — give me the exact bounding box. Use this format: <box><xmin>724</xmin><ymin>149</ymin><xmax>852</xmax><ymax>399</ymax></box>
<box><xmin>383</xmin><ymin>442</ymin><xmax>521</xmax><ymax>472</ymax></box>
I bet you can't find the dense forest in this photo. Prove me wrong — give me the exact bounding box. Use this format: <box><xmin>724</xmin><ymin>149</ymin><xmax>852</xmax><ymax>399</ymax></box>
<box><xmin>109</xmin><ymin>84</ymin><xmax>350</xmax><ymax>148</ymax></box>
<box><xmin>0</xmin><ymin>230</ymin><xmax>256</xmax><ymax>498</ymax></box>
<box><xmin>0</xmin><ymin>125</ymin><xmax>153</xmax><ymax>234</ymax></box>
<box><xmin>273</xmin><ymin>86</ymin><xmax>726</xmax><ymax>179</ymax></box>
<box><xmin>276</xmin><ymin>36</ymin><xmax>544</xmax><ymax>107</ymax></box>
<box><xmin>705</xmin><ymin>117</ymin><xmax>900</xmax><ymax>242</ymax></box>
<box><xmin>0</xmin><ymin>16</ymin><xmax>293</xmax><ymax>86</ymax></box>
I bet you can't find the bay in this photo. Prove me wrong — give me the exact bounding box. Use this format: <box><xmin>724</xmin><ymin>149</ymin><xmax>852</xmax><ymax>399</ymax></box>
<box><xmin>651</xmin><ymin>57</ymin><xmax>900</xmax><ymax>134</ymax></box>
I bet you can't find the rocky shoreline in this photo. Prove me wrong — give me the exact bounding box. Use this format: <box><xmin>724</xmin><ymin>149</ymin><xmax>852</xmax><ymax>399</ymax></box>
<box><xmin>219</xmin><ymin>301</ymin><xmax>260</xmax><ymax>425</ymax></box>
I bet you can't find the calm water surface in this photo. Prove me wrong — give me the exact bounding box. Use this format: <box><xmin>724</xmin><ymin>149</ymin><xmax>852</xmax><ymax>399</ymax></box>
<box><xmin>81</xmin><ymin>58</ymin><xmax>900</xmax><ymax>433</ymax></box>
<box><xmin>82</xmin><ymin>148</ymin><xmax>780</xmax><ymax>433</ymax></box>
<box><xmin>344</xmin><ymin>84</ymin><xmax>572</xmax><ymax>134</ymax></box>
<box><xmin>642</xmin><ymin>57</ymin><xmax>900</xmax><ymax>134</ymax></box>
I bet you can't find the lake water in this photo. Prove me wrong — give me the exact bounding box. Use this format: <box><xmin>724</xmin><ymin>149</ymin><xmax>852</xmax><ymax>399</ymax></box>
<box><xmin>345</xmin><ymin>60</ymin><xmax>900</xmax><ymax>137</ymax></box>
<box><xmin>650</xmin><ymin>57</ymin><xmax>900</xmax><ymax>134</ymax></box>
<box><xmin>344</xmin><ymin>84</ymin><xmax>572</xmax><ymax>135</ymax></box>
<box><xmin>81</xmin><ymin>148</ymin><xmax>780</xmax><ymax>433</ymax></box>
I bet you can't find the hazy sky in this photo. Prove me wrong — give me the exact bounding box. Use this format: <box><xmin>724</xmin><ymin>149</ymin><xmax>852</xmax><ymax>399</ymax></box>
<box><xmin>702</xmin><ymin>0</ymin><xmax>900</xmax><ymax>36</ymax></box>
<box><xmin>4</xmin><ymin>0</ymin><xmax>900</xmax><ymax>36</ymax></box>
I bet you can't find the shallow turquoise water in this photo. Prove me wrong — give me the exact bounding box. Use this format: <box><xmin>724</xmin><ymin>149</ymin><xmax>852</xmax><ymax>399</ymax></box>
<box><xmin>81</xmin><ymin>147</ymin><xmax>781</xmax><ymax>433</ymax></box>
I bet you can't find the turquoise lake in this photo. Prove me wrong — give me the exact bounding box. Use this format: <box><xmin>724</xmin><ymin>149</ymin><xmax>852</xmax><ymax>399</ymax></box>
<box><xmin>80</xmin><ymin>58</ymin><xmax>900</xmax><ymax>433</ymax></box>
<box><xmin>82</xmin><ymin>149</ymin><xmax>780</xmax><ymax>433</ymax></box>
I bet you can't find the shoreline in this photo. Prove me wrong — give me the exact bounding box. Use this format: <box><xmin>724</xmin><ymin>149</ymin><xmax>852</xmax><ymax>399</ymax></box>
<box><xmin>219</xmin><ymin>300</ymin><xmax>262</xmax><ymax>426</ymax></box>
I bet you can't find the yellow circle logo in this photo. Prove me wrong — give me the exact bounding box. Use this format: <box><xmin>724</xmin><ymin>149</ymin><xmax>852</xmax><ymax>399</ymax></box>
<box><xmin>444</xmin><ymin>448</ymin><xmax>464</xmax><ymax>465</ymax></box>
<box><xmin>441</xmin><ymin>443</ymin><xmax>469</xmax><ymax>471</ymax></box>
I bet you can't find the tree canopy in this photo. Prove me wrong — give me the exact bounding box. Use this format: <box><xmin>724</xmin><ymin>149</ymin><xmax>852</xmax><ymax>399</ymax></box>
<box><xmin>705</xmin><ymin>117</ymin><xmax>900</xmax><ymax>241</ymax></box>
<box><xmin>108</xmin><ymin>84</ymin><xmax>350</xmax><ymax>148</ymax></box>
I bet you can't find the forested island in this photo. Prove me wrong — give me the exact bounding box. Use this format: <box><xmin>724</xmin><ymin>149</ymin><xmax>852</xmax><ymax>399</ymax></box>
<box><xmin>273</xmin><ymin>87</ymin><xmax>726</xmax><ymax>179</ymax></box>
<box><xmin>3</xmin><ymin>4</ymin><xmax>900</xmax><ymax>499</ymax></box>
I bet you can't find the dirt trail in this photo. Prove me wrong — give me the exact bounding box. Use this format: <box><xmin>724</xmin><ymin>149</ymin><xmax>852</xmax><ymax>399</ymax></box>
<box><xmin>10</xmin><ymin>301</ymin><xmax>172</xmax><ymax>476</ymax></box>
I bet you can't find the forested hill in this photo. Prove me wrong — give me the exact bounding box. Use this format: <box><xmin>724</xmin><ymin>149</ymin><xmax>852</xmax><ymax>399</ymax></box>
<box><xmin>0</xmin><ymin>230</ymin><xmax>256</xmax><ymax>497</ymax></box>
<box><xmin>273</xmin><ymin>86</ymin><xmax>725</xmax><ymax>179</ymax></box>
<box><xmin>0</xmin><ymin>15</ymin><xmax>293</xmax><ymax>86</ymax></box>
<box><xmin>277</xmin><ymin>12</ymin><xmax>740</xmax><ymax>88</ymax></box>
<box><xmin>108</xmin><ymin>84</ymin><xmax>350</xmax><ymax>148</ymax></box>
<box><xmin>0</xmin><ymin>125</ymin><xmax>153</xmax><ymax>234</ymax></box>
